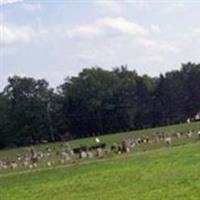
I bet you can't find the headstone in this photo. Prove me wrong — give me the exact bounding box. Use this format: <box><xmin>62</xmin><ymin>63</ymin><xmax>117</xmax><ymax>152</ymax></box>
<box><xmin>165</xmin><ymin>137</ymin><xmax>172</xmax><ymax>146</ymax></box>
<box><xmin>61</xmin><ymin>152</ymin><xmax>71</xmax><ymax>161</ymax></box>
<box><xmin>197</xmin><ymin>131</ymin><xmax>200</xmax><ymax>138</ymax></box>
<box><xmin>80</xmin><ymin>151</ymin><xmax>87</xmax><ymax>159</ymax></box>
<box><xmin>87</xmin><ymin>151</ymin><xmax>93</xmax><ymax>158</ymax></box>
<box><xmin>96</xmin><ymin>148</ymin><xmax>104</xmax><ymax>158</ymax></box>
<box><xmin>176</xmin><ymin>132</ymin><xmax>181</xmax><ymax>138</ymax></box>
<box><xmin>188</xmin><ymin>131</ymin><xmax>193</xmax><ymax>138</ymax></box>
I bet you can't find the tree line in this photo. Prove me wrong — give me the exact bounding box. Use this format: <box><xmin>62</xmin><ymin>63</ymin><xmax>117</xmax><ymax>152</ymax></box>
<box><xmin>0</xmin><ymin>62</ymin><xmax>200</xmax><ymax>149</ymax></box>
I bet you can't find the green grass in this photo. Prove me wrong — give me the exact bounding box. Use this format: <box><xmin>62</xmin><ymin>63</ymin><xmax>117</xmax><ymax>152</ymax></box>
<box><xmin>0</xmin><ymin>121</ymin><xmax>200</xmax><ymax>159</ymax></box>
<box><xmin>0</xmin><ymin>143</ymin><xmax>200</xmax><ymax>200</ymax></box>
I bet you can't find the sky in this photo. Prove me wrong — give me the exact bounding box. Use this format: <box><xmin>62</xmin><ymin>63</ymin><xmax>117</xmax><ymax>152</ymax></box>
<box><xmin>0</xmin><ymin>0</ymin><xmax>200</xmax><ymax>90</ymax></box>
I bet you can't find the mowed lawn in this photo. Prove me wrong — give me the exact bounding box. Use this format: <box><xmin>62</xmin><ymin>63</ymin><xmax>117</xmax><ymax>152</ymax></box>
<box><xmin>0</xmin><ymin>143</ymin><xmax>199</xmax><ymax>200</ymax></box>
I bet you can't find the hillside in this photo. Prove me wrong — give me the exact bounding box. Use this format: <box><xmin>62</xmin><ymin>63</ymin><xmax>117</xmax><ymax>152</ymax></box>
<box><xmin>0</xmin><ymin>121</ymin><xmax>199</xmax><ymax>159</ymax></box>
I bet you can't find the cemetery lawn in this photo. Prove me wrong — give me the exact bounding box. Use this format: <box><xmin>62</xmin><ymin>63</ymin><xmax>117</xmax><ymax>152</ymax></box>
<box><xmin>0</xmin><ymin>142</ymin><xmax>199</xmax><ymax>200</ymax></box>
<box><xmin>0</xmin><ymin>121</ymin><xmax>200</xmax><ymax>159</ymax></box>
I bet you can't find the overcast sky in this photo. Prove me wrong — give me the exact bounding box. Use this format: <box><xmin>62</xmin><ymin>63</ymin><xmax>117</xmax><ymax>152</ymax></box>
<box><xmin>0</xmin><ymin>0</ymin><xmax>200</xmax><ymax>90</ymax></box>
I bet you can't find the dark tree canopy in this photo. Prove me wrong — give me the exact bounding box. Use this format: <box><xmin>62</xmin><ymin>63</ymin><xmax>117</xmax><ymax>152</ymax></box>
<box><xmin>0</xmin><ymin>63</ymin><xmax>200</xmax><ymax>148</ymax></box>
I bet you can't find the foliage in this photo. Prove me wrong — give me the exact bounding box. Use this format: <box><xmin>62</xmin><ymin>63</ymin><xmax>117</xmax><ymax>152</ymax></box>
<box><xmin>0</xmin><ymin>63</ymin><xmax>200</xmax><ymax>148</ymax></box>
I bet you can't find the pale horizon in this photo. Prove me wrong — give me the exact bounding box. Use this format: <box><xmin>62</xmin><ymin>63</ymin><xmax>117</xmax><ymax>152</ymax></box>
<box><xmin>1</xmin><ymin>0</ymin><xmax>200</xmax><ymax>90</ymax></box>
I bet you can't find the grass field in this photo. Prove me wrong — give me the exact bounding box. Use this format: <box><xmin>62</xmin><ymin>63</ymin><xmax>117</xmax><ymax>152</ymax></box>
<box><xmin>0</xmin><ymin>143</ymin><xmax>199</xmax><ymax>200</ymax></box>
<box><xmin>0</xmin><ymin>122</ymin><xmax>200</xmax><ymax>200</ymax></box>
